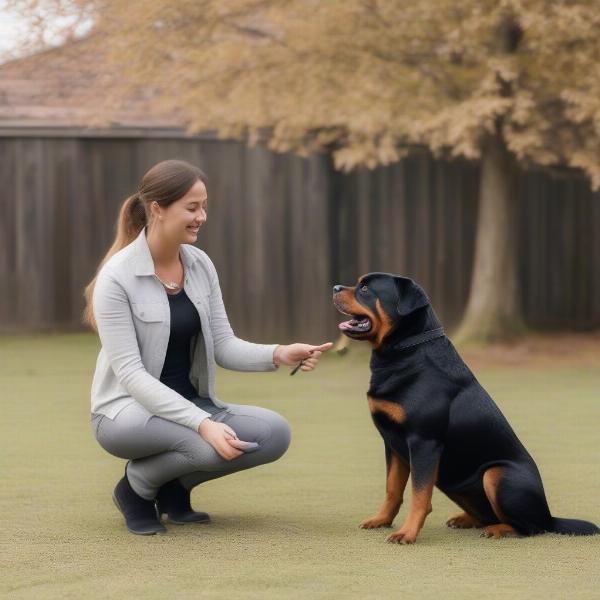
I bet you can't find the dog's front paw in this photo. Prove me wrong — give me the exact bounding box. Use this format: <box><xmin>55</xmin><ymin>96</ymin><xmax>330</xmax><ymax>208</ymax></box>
<box><xmin>359</xmin><ymin>513</ymin><xmax>394</xmax><ymax>529</ymax></box>
<box><xmin>386</xmin><ymin>524</ymin><xmax>419</xmax><ymax>545</ymax></box>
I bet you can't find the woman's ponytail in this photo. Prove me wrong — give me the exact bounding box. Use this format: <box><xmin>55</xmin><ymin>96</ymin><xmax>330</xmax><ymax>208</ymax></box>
<box><xmin>119</xmin><ymin>192</ymin><xmax>148</xmax><ymax>240</ymax></box>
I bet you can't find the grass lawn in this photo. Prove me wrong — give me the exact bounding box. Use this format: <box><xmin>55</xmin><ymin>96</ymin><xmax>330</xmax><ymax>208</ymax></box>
<box><xmin>1</xmin><ymin>332</ymin><xmax>599</xmax><ymax>599</ymax></box>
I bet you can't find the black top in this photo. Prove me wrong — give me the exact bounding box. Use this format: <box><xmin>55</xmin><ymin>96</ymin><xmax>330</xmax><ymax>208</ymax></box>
<box><xmin>159</xmin><ymin>289</ymin><xmax>202</xmax><ymax>400</ymax></box>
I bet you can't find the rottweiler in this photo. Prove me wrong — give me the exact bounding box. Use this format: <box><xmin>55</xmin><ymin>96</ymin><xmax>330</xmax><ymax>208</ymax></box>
<box><xmin>333</xmin><ymin>272</ymin><xmax>599</xmax><ymax>544</ymax></box>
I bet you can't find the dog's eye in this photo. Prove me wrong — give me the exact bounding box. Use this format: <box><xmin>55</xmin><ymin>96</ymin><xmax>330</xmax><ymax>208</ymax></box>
<box><xmin>361</xmin><ymin>285</ymin><xmax>368</xmax><ymax>293</ymax></box>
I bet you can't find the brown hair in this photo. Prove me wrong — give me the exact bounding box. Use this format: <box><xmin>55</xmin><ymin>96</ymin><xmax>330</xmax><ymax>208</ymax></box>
<box><xmin>82</xmin><ymin>159</ymin><xmax>208</xmax><ymax>331</ymax></box>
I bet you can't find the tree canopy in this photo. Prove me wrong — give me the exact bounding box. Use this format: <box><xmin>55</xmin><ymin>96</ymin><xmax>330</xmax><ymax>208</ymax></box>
<box><xmin>10</xmin><ymin>0</ymin><xmax>600</xmax><ymax>184</ymax></box>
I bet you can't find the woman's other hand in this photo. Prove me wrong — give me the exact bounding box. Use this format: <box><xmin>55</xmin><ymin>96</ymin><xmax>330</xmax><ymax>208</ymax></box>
<box><xmin>273</xmin><ymin>342</ymin><xmax>333</xmax><ymax>371</ymax></box>
<box><xmin>197</xmin><ymin>419</ymin><xmax>244</xmax><ymax>460</ymax></box>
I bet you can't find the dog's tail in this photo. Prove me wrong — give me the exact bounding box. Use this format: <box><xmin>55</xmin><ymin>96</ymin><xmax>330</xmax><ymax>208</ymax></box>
<box><xmin>549</xmin><ymin>517</ymin><xmax>599</xmax><ymax>536</ymax></box>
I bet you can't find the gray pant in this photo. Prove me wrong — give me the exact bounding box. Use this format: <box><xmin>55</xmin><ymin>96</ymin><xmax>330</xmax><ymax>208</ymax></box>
<box><xmin>90</xmin><ymin>397</ymin><xmax>291</xmax><ymax>500</ymax></box>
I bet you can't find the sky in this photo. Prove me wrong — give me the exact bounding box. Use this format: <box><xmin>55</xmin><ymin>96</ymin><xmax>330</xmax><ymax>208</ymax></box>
<box><xmin>0</xmin><ymin>6</ymin><xmax>93</xmax><ymax>62</ymax></box>
<box><xmin>0</xmin><ymin>9</ymin><xmax>27</xmax><ymax>57</ymax></box>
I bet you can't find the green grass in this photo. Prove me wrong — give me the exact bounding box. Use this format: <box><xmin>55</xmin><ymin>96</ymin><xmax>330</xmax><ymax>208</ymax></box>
<box><xmin>1</xmin><ymin>333</ymin><xmax>599</xmax><ymax>600</ymax></box>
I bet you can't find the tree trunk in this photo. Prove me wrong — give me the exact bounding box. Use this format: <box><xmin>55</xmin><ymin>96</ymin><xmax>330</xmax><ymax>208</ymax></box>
<box><xmin>453</xmin><ymin>132</ymin><xmax>526</xmax><ymax>344</ymax></box>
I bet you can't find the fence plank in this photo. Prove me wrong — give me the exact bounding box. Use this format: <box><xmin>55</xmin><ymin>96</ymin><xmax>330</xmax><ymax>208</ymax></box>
<box><xmin>0</xmin><ymin>137</ymin><xmax>598</xmax><ymax>337</ymax></box>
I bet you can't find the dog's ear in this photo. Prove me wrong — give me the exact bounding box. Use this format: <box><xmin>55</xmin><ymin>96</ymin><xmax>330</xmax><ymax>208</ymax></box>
<box><xmin>394</xmin><ymin>277</ymin><xmax>430</xmax><ymax>316</ymax></box>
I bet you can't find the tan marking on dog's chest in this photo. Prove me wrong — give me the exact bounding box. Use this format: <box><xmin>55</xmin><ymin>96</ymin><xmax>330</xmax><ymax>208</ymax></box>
<box><xmin>368</xmin><ymin>396</ymin><xmax>407</xmax><ymax>423</ymax></box>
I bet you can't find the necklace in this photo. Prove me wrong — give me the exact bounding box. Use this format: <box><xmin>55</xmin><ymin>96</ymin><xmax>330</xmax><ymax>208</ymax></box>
<box><xmin>154</xmin><ymin>272</ymin><xmax>181</xmax><ymax>291</ymax></box>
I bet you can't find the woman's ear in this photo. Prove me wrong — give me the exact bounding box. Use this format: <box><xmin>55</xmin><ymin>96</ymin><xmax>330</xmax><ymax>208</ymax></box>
<box><xmin>150</xmin><ymin>201</ymin><xmax>163</xmax><ymax>221</ymax></box>
<box><xmin>395</xmin><ymin>277</ymin><xmax>430</xmax><ymax>316</ymax></box>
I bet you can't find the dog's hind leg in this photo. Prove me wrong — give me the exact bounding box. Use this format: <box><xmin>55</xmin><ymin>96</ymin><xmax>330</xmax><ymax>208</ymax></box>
<box><xmin>360</xmin><ymin>446</ymin><xmax>409</xmax><ymax>529</ymax></box>
<box><xmin>446</xmin><ymin>511</ymin><xmax>483</xmax><ymax>529</ymax></box>
<box><xmin>482</xmin><ymin>464</ymin><xmax>552</xmax><ymax>537</ymax></box>
<box><xmin>444</xmin><ymin>491</ymin><xmax>489</xmax><ymax>529</ymax></box>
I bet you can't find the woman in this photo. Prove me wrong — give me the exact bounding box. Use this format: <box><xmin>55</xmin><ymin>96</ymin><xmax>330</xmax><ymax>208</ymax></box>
<box><xmin>83</xmin><ymin>159</ymin><xmax>332</xmax><ymax>536</ymax></box>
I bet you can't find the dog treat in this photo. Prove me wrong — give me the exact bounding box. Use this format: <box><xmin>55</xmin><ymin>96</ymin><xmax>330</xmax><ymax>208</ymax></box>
<box><xmin>237</xmin><ymin>441</ymin><xmax>260</xmax><ymax>453</ymax></box>
<box><xmin>290</xmin><ymin>361</ymin><xmax>304</xmax><ymax>376</ymax></box>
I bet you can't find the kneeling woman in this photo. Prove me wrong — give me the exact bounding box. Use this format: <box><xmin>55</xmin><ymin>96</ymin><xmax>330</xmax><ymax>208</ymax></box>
<box><xmin>83</xmin><ymin>159</ymin><xmax>331</xmax><ymax>535</ymax></box>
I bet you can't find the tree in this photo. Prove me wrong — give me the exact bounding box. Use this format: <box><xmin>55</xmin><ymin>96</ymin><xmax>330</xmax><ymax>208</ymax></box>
<box><xmin>10</xmin><ymin>0</ymin><xmax>600</xmax><ymax>341</ymax></box>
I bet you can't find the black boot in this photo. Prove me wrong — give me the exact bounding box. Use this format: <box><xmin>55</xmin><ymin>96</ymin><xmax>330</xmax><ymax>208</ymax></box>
<box><xmin>112</xmin><ymin>464</ymin><xmax>166</xmax><ymax>535</ymax></box>
<box><xmin>156</xmin><ymin>478</ymin><xmax>210</xmax><ymax>524</ymax></box>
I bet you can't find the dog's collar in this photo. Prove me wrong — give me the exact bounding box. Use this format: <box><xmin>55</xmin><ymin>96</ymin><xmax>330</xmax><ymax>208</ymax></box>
<box><xmin>385</xmin><ymin>327</ymin><xmax>445</xmax><ymax>352</ymax></box>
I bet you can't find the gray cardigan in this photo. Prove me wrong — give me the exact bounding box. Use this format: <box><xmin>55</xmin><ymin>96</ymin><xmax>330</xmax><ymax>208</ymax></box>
<box><xmin>90</xmin><ymin>225</ymin><xmax>279</xmax><ymax>431</ymax></box>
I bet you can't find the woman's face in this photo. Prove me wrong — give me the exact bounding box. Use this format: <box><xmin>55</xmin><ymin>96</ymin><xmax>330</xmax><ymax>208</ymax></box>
<box><xmin>154</xmin><ymin>179</ymin><xmax>208</xmax><ymax>244</ymax></box>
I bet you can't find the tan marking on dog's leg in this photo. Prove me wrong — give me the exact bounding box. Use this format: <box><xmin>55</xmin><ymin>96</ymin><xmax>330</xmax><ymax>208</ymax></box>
<box><xmin>360</xmin><ymin>453</ymin><xmax>410</xmax><ymax>529</ymax></box>
<box><xmin>368</xmin><ymin>396</ymin><xmax>407</xmax><ymax>423</ymax></box>
<box><xmin>480</xmin><ymin>467</ymin><xmax>520</xmax><ymax>538</ymax></box>
<box><xmin>387</xmin><ymin>463</ymin><xmax>438</xmax><ymax>544</ymax></box>
<box><xmin>483</xmin><ymin>467</ymin><xmax>509</xmax><ymax>523</ymax></box>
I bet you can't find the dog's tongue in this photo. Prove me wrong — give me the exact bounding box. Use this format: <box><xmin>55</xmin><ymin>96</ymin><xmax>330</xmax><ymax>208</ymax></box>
<box><xmin>339</xmin><ymin>317</ymin><xmax>371</xmax><ymax>331</ymax></box>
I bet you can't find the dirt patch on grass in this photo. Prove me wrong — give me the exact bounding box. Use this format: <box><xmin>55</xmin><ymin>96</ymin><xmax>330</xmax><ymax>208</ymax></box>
<box><xmin>457</xmin><ymin>331</ymin><xmax>600</xmax><ymax>370</ymax></box>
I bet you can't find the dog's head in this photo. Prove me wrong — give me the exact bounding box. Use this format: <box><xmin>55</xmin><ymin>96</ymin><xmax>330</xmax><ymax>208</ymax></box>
<box><xmin>332</xmin><ymin>273</ymin><xmax>430</xmax><ymax>348</ymax></box>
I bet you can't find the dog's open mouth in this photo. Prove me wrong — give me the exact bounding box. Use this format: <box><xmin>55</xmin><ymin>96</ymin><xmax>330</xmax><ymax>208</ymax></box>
<box><xmin>338</xmin><ymin>316</ymin><xmax>372</xmax><ymax>333</ymax></box>
<box><xmin>334</xmin><ymin>300</ymin><xmax>372</xmax><ymax>335</ymax></box>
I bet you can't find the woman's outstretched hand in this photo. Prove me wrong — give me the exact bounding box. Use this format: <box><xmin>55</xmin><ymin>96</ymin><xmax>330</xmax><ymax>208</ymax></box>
<box><xmin>198</xmin><ymin>419</ymin><xmax>245</xmax><ymax>460</ymax></box>
<box><xmin>273</xmin><ymin>342</ymin><xmax>333</xmax><ymax>372</ymax></box>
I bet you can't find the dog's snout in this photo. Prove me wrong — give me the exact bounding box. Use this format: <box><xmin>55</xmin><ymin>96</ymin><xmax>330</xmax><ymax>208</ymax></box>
<box><xmin>333</xmin><ymin>285</ymin><xmax>344</xmax><ymax>294</ymax></box>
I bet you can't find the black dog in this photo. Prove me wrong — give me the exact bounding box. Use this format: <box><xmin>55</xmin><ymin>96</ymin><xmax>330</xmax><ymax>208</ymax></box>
<box><xmin>333</xmin><ymin>272</ymin><xmax>599</xmax><ymax>544</ymax></box>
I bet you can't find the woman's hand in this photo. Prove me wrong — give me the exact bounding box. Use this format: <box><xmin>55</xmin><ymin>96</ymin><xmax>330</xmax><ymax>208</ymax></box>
<box><xmin>198</xmin><ymin>419</ymin><xmax>244</xmax><ymax>460</ymax></box>
<box><xmin>273</xmin><ymin>342</ymin><xmax>333</xmax><ymax>372</ymax></box>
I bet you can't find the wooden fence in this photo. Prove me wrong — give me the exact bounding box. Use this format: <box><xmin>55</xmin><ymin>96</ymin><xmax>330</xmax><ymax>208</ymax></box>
<box><xmin>0</xmin><ymin>132</ymin><xmax>598</xmax><ymax>342</ymax></box>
